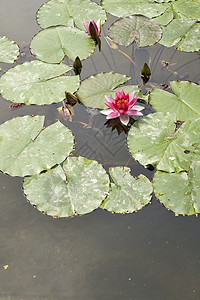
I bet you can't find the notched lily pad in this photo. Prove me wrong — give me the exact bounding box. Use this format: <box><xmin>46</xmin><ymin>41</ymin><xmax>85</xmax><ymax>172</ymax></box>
<box><xmin>23</xmin><ymin>157</ymin><xmax>110</xmax><ymax>218</ymax></box>
<box><xmin>76</xmin><ymin>72</ymin><xmax>140</xmax><ymax>109</ymax></box>
<box><xmin>108</xmin><ymin>15</ymin><xmax>162</xmax><ymax>47</ymax></box>
<box><xmin>149</xmin><ymin>81</ymin><xmax>200</xmax><ymax>121</ymax></box>
<box><xmin>153</xmin><ymin>160</ymin><xmax>200</xmax><ymax>215</ymax></box>
<box><xmin>0</xmin><ymin>36</ymin><xmax>19</xmax><ymax>63</ymax></box>
<box><xmin>0</xmin><ymin>115</ymin><xmax>74</xmax><ymax>176</ymax></box>
<box><xmin>0</xmin><ymin>61</ymin><xmax>79</xmax><ymax>105</ymax></box>
<box><xmin>127</xmin><ymin>112</ymin><xmax>200</xmax><ymax>173</ymax></box>
<box><xmin>101</xmin><ymin>167</ymin><xmax>153</xmax><ymax>214</ymax></box>
<box><xmin>30</xmin><ymin>26</ymin><xmax>95</xmax><ymax>63</ymax></box>
<box><xmin>37</xmin><ymin>0</ymin><xmax>106</xmax><ymax>31</ymax></box>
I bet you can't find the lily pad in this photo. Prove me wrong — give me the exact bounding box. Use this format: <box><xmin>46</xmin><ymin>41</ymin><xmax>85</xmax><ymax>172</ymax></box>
<box><xmin>0</xmin><ymin>116</ymin><xmax>74</xmax><ymax>176</ymax></box>
<box><xmin>108</xmin><ymin>15</ymin><xmax>162</xmax><ymax>47</ymax></box>
<box><xmin>76</xmin><ymin>72</ymin><xmax>140</xmax><ymax>109</ymax></box>
<box><xmin>23</xmin><ymin>157</ymin><xmax>110</xmax><ymax>217</ymax></box>
<box><xmin>159</xmin><ymin>19</ymin><xmax>200</xmax><ymax>52</ymax></box>
<box><xmin>101</xmin><ymin>167</ymin><xmax>152</xmax><ymax>213</ymax></box>
<box><xmin>0</xmin><ymin>36</ymin><xmax>19</xmax><ymax>63</ymax></box>
<box><xmin>153</xmin><ymin>160</ymin><xmax>200</xmax><ymax>215</ymax></box>
<box><xmin>173</xmin><ymin>0</ymin><xmax>200</xmax><ymax>21</ymax></box>
<box><xmin>153</xmin><ymin>7</ymin><xmax>173</xmax><ymax>26</ymax></box>
<box><xmin>30</xmin><ymin>26</ymin><xmax>95</xmax><ymax>63</ymax></box>
<box><xmin>101</xmin><ymin>0</ymin><xmax>168</xmax><ymax>19</ymax></box>
<box><xmin>149</xmin><ymin>81</ymin><xmax>200</xmax><ymax>121</ymax></box>
<box><xmin>37</xmin><ymin>0</ymin><xmax>106</xmax><ymax>31</ymax></box>
<box><xmin>127</xmin><ymin>112</ymin><xmax>200</xmax><ymax>173</ymax></box>
<box><xmin>0</xmin><ymin>61</ymin><xmax>79</xmax><ymax>105</ymax></box>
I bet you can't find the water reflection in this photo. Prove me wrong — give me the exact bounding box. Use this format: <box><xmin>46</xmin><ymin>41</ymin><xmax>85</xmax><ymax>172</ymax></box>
<box><xmin>0</xmin><ymin>0</ymin><xmax>200</xmax><ymax>299</ymax></box>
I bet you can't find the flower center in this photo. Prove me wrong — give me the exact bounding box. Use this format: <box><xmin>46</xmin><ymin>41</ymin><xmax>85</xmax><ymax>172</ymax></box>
<box><xmin>116</xmin><ymin>98</ymin><xmax>127</xmax><ymax>108</ymax></box>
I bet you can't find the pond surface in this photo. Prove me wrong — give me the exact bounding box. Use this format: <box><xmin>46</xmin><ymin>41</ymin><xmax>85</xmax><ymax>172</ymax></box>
<box><xmin>0</xmin><ymin>0</ymin><xmax>200</xmax><ymax>299</ymax></box>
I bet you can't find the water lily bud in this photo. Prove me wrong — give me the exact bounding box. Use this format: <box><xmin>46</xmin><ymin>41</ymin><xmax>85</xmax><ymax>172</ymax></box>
<box><xmin>65</xmin><ymin>91</ymin><xmax>78</xmax><ymax>106</ymax></box>
<box><xmin>73</xmin><ymin>56</ymin><xmax>82</xmax><ymax>75</ymax></box>
<box><xmin>141</xmin><ymin>63</ymin><xmax>151</xmax><ymax>85</ymax></box>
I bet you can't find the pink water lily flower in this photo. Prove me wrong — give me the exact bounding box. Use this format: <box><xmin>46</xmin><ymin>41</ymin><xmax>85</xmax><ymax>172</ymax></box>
<box><xmin>83</xmin><ymin>19</ymin><xmax>101</xmax><ymax>37</ymax></box>
<box><xmin>100</xmin><ymin>89</ymin><xmax>144</xmax><ymax>126</ymax></box>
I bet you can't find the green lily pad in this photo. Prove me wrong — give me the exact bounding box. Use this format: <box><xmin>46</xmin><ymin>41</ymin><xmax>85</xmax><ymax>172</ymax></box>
<box><xmin>76</xmin><ymin>72</ymin><xmax>140</xmax><ymax>109</ymax></box>
<box><xmin>153</xmin><ymin>160</ymin><xmax>200</xmax><ymax>215</ymax></box>
<box><xmin>23</xmin><ymin>157</ymin><xmax>110</xmax><ymax>217</ymax></box>
<box><xmin>149</xmin><ymin>81</ymin><xmax>200</xmax><ymax>121</ymax></box>
<box><xmin>108</xmin><ymin>15</ymin><xmax>162</xmax><ymax>47</ymax></box>
<box><xmin>30</xmin><ymin>26</ymin><xmax>95</xmax><ymax>63</ymax></box>
<box><xmin>153</xmin><ymin>7</ymin><xmax>173</xmax><ymax>26</ymax></box>
<box><xmin>37</xmin><ymin>0</ymin><xmax>106</xmax><ymax>31</ymax></box>
<box><xmin>159</xmin><ymin>19</ymin><xmax>200</xmax><ymax>52</ymax></box>
<box><xmin>101</xmin><ymin>0</ymin><xmax>168</xmax><ymax>19</ymax></box>
<box><xmin>0</xmin><ymin>116</ymin><xmax>74</xmax><ymax>177</ymax></box>
<box><xmin>0</xmin><ymin>36</ymin><xmax>19</xmax><ymax>63</ymax></box>
<box><xmin>173</xmin><ymin>0</ymin><xmax>200</xmax><ymax>21</ymax></box>
<box><xmin>0</xmin><ymin>61</ymin><xmax>79</xmax><ymax>105</ymax></box>
<box><xmin>101</xmin><ymin>167</ymin><xmax>152</xmax><ymax>214</ymax></box>
<box><xmin>127</xmin><ymin>112</ymin><xmax>200</xmax><ymax>173</ymax></box>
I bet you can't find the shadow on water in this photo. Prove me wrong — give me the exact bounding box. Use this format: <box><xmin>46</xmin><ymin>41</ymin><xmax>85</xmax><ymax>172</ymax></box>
<box><xmin>0</xmin><ymin>0</ymin><xmax>200</xmax><ymax>299</ymax></box>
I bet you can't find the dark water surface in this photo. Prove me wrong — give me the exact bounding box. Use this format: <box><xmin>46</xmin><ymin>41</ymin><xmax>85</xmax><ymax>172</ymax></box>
<box><xmin>0</xmin><ymin>1</ymin><xmax>200</xmax><ymax>299</ymax></box>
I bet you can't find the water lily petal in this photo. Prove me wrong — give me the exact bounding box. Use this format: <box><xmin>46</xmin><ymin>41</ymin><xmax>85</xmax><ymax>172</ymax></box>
<box><xmin>91</xmin><ymin>20</ymin><xmax>99</xmax><ymax>36</ymax></box>
<box><xmin>120</xmin><ymin>114</ymin><xmax>129</xmax><ymax>125</ymax></box>
<box><xmin>129</xmin><ymin>91</ymin><xmax>136</xmax><ymax>101</ymax></box>
<box><xmin>127</xmin><ymin>109</ymin><xmax>143</xmax><ymax>116</ymax></box>
<box><xmin>105</xmin><ymin>101</ymin><xmax>118</xmax><ymax>112</ymax></box>
<box><xmin>132</xmin><ymin>105</ymin><xmax>145</xmax><ymax>111</ymax></box>
<box><xmin>100</xmin><ymin>109</ymin><xmax>113</xmax><ymax>115</ymax></box>
<box><xmin>129</xmin><ymin>97</ymin><xmax>138</xmax><ymax>107</ymax></box>
<box><xmin>106</xmin><ymin>111</ymin><xmax>120</xmax><ymax>119</ymax></box>
<box><xmin>115</xmin><ymin>89</ymin><xmax>120</xmax><ymax>98</ymax></box>
<box><xmin>83</xmin><ymin>20</ymin><xmax>90</xmax><ymax>34</ymax></box>
<box><xmin>105</xmin><ymin>95</ymin><xmax>114</xmax><ymax>103</ymax></box>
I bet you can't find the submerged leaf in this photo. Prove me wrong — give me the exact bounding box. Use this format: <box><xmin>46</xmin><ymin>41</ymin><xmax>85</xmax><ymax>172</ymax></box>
<box><xmin>30</xmin><ymin>26</ymin><xmax>95</xmax><ymax>63</ymax></box>
<box><xmin>0</xmin><ymin>61</ymin><xmax>79</xmax><ymax>105</ymax></box>
<box><xmin>127</xmin><ymin>112</ymin><xmax>200</xmax><ymax>173</ymax></box>
<box><xmin>108</xmin><ymin>15</ymin><xmax>162</xmax><ymax>47</ymax></box>
<box><xmin>0</xmin><ymin>36</ymin><xmax>19</xmax><ymax>63</ymax></box>
<box><xmin>101</xmin><ymin>167</ymin><xmax>152</xmax><ymax>213</ymax></box>
<box><xmin>23</xmin><ymin>157</ymin><xmax>110</xmax><ymax>217</ymax></box>
<box><xmin>153</xmin><ymin>160</ymin><xmax>200</xmax><ymax>215</ymax></box>
<box><xmin>0</xmin><ymin>116</ymin><xmax>74</xmax><ymax>176</ymax></box>
<box><xmin>149</xmin><ymin>81</ymin><xmax>200</xmax><ymax>121</ymax></box>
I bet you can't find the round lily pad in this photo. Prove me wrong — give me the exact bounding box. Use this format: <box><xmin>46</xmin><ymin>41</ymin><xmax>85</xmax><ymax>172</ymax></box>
<box><xmin>0</xmin><ymin>36</ymin><xmax>19</xmax><ymax>63</ymax></box>
<box><xmin>0</xmin><ymin>116</ymin><xmax>74</xmax><ymax>176</ymax></box>
<box><xmin>23</xmin><ymin>157</ymin><xmax>110</xmax><ymax>217</ymax></box>
<box><xmin>149</xmin><ymin>81</ymin><xmax>200</xmax><ymax>121</ymax></box>
<box><xmin>153</xmin><ymin>160</ymin><xmax>200</xmax><ymax>215</ymax></box>
<box><xmin>108</xmin><ymin>15</ymin><xmax>162</xmax><ymax>47</ymax></box>
<box><xmin>101</xmin><ymin>0</ymin><xmax>168</xmax><ymax>19</ymax></box>
<box><xmin>127</xmin><ymin>112</ymin><xmax>200</xmax><ymax>173</ymax></box>
<box><xmin>0</xmin><ymin>61</ymin><xmax>79</xmax><ymax>105</ymax></box>
<box><xmin>101</xmin><ymin>167</ymin><xmax>153</xmax><ymax>214</ymax></box>
<box><xmin>37</xmin><ymin>0</ymin><xmax>106</xmax><ymax>31</ymax></box>
<box><xmin>30</xmin><ymin>26</ymin><xmax>95</xmax><ymax>63</ymax></box>
<box><xmin>76</xmin><ymin>72</ymin><xmax>139</xmax><ymax>109</ymax></box>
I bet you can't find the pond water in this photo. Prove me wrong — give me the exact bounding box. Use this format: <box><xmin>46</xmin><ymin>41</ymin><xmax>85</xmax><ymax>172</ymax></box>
<box><xmin>0</xmin><ymin>0</ymin><xmax>200</xmax><ymax>299</ymax></box>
